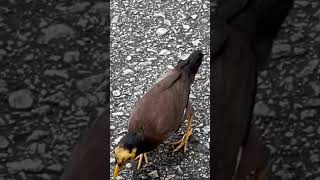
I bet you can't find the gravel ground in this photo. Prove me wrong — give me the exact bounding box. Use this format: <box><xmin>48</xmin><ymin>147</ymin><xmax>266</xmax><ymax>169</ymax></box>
<box><xmin>110</xmin><ymin>0</ymin><xmax>210</xmax><ymax>179</ymax></box>
<box><xmin>0</xmin><ymin>1</ymin><xmax>108</xmax><ymax>179</ymax></box>
<box><xmin>252</xmin><ymin>0</ymin><xmax>320</xmax><ymax>179</ymax></box>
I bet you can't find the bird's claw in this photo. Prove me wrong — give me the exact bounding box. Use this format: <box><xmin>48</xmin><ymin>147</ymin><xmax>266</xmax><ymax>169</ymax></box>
<box><xmin>134</xmin><ymin>153</ymin><xmax>148</xmax><ymax>169</ymax></box>
<box><xmin>170</xmin><ymin>129</ymin><xmax>192</xmax><ymax>153</ymax></box>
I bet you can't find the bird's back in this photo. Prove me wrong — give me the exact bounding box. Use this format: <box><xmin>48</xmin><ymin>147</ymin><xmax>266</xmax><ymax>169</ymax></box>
<box><xmin>128</xmin><ymin>51</ymin><xmax>204</xmax><ymax>147</ymax></box>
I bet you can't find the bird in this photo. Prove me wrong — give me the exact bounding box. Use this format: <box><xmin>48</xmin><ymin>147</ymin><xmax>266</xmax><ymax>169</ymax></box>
<box><xmin>112</xmin><ymin>50</ymin><xmax>204</xmax><ymax>179</ymax></box>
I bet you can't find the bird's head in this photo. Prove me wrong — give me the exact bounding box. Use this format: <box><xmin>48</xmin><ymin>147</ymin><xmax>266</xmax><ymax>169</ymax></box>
<box><xmin>112</xmin><ymin>132</ymin><xmax>143</xmax><ymax>179</ymax></box>
<box><xmin>113</xmin><ymin>146</ymin><xmax>137</xmax><ymax>179</ymax></box>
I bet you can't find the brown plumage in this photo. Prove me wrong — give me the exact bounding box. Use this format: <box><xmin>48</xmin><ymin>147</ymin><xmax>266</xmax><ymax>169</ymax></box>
<box><xmin>113</xmin><ymin>50</ymin><xmax>204</xmax><ymax>178</ymax></box>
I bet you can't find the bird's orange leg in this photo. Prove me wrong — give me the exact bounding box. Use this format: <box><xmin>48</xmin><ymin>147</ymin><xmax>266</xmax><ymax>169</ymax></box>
<box><xmin>134</xmin><ymin>153</ymin><xmax>149</xmax><ymax>169</ymax></box>
<box><xmin>170</xmin><ymin>114</ymin><xmax>193</xmax><ymax>153</ymax></box>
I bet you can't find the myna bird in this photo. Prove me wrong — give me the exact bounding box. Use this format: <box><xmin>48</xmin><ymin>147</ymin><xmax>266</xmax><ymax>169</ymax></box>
<box><xmin>112</xmin><ymin>50</ymin><xmax>204</xmax><ymax>179</ymax></box>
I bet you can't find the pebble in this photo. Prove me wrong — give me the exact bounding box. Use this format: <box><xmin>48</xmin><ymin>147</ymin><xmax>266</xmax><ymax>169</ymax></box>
<box><xmin>26</xmin><ymin>130</ymin><xmax>49</xmax><ymax>142</ymax></box>
<box><xmin>123</xmin><ymin>69</ymin><xmax>133</xmax><ymax>75</ymax></box>
<box><xmin>156</xmin><ymin>28</ymin><xmax>168</xmax><ymax>36</ymax></box>
<box><xmin>39</xmin><ymin>24</ymin><xmax>75</xmax><ymax>44</ymax></box>
<box><xmin>271</xmin><ymin>44</ymin><xmax>291</xmax><ymax>59</ymax></box>
<box><xmin>203</xmin><ymin>126</ymin><xmax>210</xmax><ymax>134</ymax></box>
<box><xmin>0</xmin><ymin>79</ymin><xmax>8</xmax><ymax>93</ymax></box>
<box><xmin>310</xmin><ymin>81</ymin><xmax>320</xmax><ymax>96</ymax></box>
<box><xmin>300</xmin><ymin>109</ymin><xmax>316</xmax><ymax>119</ymax></box>
<box><xmin>47</xmin><ymin>164</ymin><xmax>63</xmax><ymax>172</ymax></box>
<box><xmin>64</xmin><ymin>51</ymin><xmax>80</xmax><ymax>63</ymax></box>
<box><xmin>75</xmin><ymin>97</ymin><xmax>89</xmax><ymax>107</ymax></box>
<box><xmin>6</xmin><ymin>159</ymin><xmax>43</xmax><ymax>173</ymax></box>
<box><xmin>44</xmin><ymin>69</ymin><xmax>69</xmax><ymax>79</ymax></box>
<box><xmin>148</xmin><ymin>170</ymin><xmax>159</xmax><ymax>178</ymax></box>
<box><xmin>191</xmin><ymin>14</ymin><xmax>198</xmax><ymax>19</ymax></box>
<box><xmin>76</xmin><ymin>74</ymin><xmax>104</xmax><ymax>91</ymax></box>
<box><xmin>253</xmin><ymin>101</ymin><xmax>275</xmax><ymax>117</ymax></box>
<box><xmin>164</xmin><ymin>19</ymin><xmax>171</xmax><ymax>26</ymax></box>
<box><xmin>113</xmin><ymin>90</ymin><xmax>121</xmax><ymax>97</ymax></box>
<box><xmin>8</xmin><ymin>89</ymin><xmax>33</xmax><ymax>109</ymax></box>
<box><xmin>68</xmin><ymin>2</ymin><xmax>91</xmax><ymax>13</ymax></box>
<box><xmin>192</xmin><ymin>39</ymin><xmax>201</xmax><ymax>46</ymax></box>
<box><xmin>154</xmin><ymin>12</ymin><xmax>165</xmax><ymax>18</ymax></box>
<box><xmin>182</xmin><ymin>24</ymin><xmax>190</xmax><ymax>30</ymax></box>
<box><xmin>0</xmin><ymin>136</ymin><xmax>9</xmax><ymax>149</ymax></box>
<box><xmin>165</xmin><ymin>175</ymin><xmax>175</xmax><ymax>180</ymax></box>
<box><xmin>159</xmin><ymin>49</ymin><xmax>171</xmax><ymax>55</ymax></box>
<box><xmin>176</xmin><ymin>165</ymin><xmax>183</xmax><ymax>175</ymax></box>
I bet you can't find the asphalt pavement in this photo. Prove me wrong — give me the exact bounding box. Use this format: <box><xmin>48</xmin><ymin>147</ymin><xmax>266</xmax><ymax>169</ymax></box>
<box><xmin>110</xmin><ymin>0</ymin><xmax>210</xmax><ymax>179</ymax></box>
<box><xmin>253</xmin><ymin>0</ymin><xmax>320</xmax><ymax>179</ymax></box>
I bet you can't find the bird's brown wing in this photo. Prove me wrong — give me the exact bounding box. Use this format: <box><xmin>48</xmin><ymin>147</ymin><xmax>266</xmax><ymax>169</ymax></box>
<box><xmin>128</xmin><ymin>69</ymin><xmax>190</xmax><ymax>146</ymax></box>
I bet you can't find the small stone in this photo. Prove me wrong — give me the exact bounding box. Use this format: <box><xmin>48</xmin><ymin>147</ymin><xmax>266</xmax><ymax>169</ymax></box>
<box><xmin>125</xmin><ymin>163</ymin><xmax>132</xmax><ymax>168</ymax></box>
<box><xmin>165</xmin><ymin>175</ymin><xmax>175</xmax><ymax>180</ymax></box>
<box><xmin>8</xmin><ymin>89</ymin><xmax>33</xmax><ymax>109</ymax></box>
<box><xmin>203</xmin><ymin>126</ymin><xmax>210</xmax><ymax>134</ymax></box>
<box><xmin>310</xmin><ymin>81</ymin><xmax>320</xmax><ymax>96</ymax></box>
<box><xmin>271</xmin><ymin>44</ymin><xmax>291</xmax><ymax>59</ymax></box>
<box><xmin>0</xmin><ymin>79</ymin><xmax>8</xmax><ymax>93</ymax></box>
<box><xmin>114</xmin><ymin>136</ymin><xmax>123</xmax><ymax>145</ymax></box>
<box><xmin>112</xmin><ymin>112</ymin><xmax>124</xmax><ymax>116</ymax></box>
<box><xmin>0</xmin><ymin>136</ymin><xmax>9</xmax><ymax>149</ymax></box>
<box><xmin>297</xmin><ymin>59</ymin><xmax>319</xmax><ymax>77</ymax></box>
<box><xmin>75</xmin><ymin>97</ymin><xmax>89</xmax><ymax>107</ymax></box>
<box><xmin>159</xmin><ymin>49</ymin><xmax>171</xmax><ymax>55</ymax></box>
<box><xmin>24</xmin><ymin>54</ymin><xmax>34</xmax><ymax>61</ymax></box>
<box><xmin>89</xmin><ymin>2</ymin><xmax>108</xmax><ymax>14</ymax></box>
<box><xmin>156</xmin><ymin>28</ymin><xmax>168</xmax><ymax>36</ymax></box>
<box><xmin>125</xmin><ymin>56</ymin><xmax>132</xmax><ymax>61</ymax></box>
<box><xmin>191</xmin><ymin>14</ymin><xmax>198</xmax><ymax>19</ymax></box>
<box><xmin>148</xmin><ymin>170</ymin><xmax>159</xmax><ymax>178</ymax></box>
<box><xmin>306</xmin><ymin>98</ymin><xmax>320</xmax><ymax>107</ymax></box>
<box><xmin>39</xmin><ymin>24</ymin><xmax>75</xmax><ymax>44</ymax></box>
<box><xmin>154</xmin><ymin>12</ymin><xmax>165</xmax><ymax>18</ymax></box>
<box><xmin>47</xmin><ymin>164</ymin><xmax>63</xmax><ymax>172</ymax></box>
<box><xmin>64</xmin><ymin>51</ymin><xmax>80</xmax><ymax>63</ymax></box>
<box><xmin>32</xmin><ymin>105</ymin><xmax>50</xmax><ymax>115</ymax></box>
<box><xmin>303</xmin><ymin>126</ymin><xmax>314</xmax><ymax>133</ymax></box>
<box><xmin>192</xmin><ymin>39</ymin><xmax>201</xmax><ymax>46</ymax></box>
<box><xmin>300</xmin><ymin>109</ymin><xmax>316</xmax><ymax>119</ymax></box>
<box><xmin>113</xmin><ymin>90</ymin><xmax>121</xmax><ymax>97</ymax></box>
<box><xmin>6</xmin><ymin>159</ymin><xmax>43</xmax><ymax>173</ymax></box>
<box><xmin>110</xmin><ymin>125</ymin><xmax>115</xmax><ymax>130</ymax></box>
<box><xmin>176</xmin><ymin>165</ymin><xmax>183</xmax><ymax>175</ymax></box>
<box><xmin>26</xmin><ymin>130</ymin><xmax>49</xmax><ymax>142</ymax></box>
<box><xmin>123</xmin><ymin>69</ymin><xmax>133</xmax><ymax>75</ymax></box>
<box><xmin>253</xmin><ymin>101</ymin><xmax>275</xmax><ymax>117</ymax></box>
<box><xmin>76</xmin><ymin>74</ymin><xmax>104</xmax><ymax>92</ymax></box>
<box><xmin>182</xmin><ymin>24</ymin><xmax>190</xmax><ymax>30</ymax></box>
<box><xmin>116</xmin><ymin>176</ymin><xmax>124</xmax><ymax>180</ymax></box>
<box><xmin>164</xmin><ymin>19</ymin><xmax>171</xmax><ymax>26</ymax></box>
<box><xmin>310</xmin><ymin>154</ymin><xmax>319</xmax><ymax>163</ymax></box>
<box><xmin>293</xmin><ymin>47</ymin><xmax>306</xmax><ymax>55</ymax></box>
<box><xmin>68</xmin><ymin>2</ymin><xmax>91</xmax><ymax>13</ymax></box>
<box><xmin>44</xmin><ymin>69</ymin><xmax>69</xmax><ymax>79</ymax></box>
<box><xmin>284</xmin><ymin>132</ymin><xmax>294</xmax><ymax>137</ymax></box>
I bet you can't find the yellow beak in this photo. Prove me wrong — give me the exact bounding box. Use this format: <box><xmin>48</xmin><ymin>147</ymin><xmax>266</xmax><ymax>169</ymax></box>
<box><xmin>113</xmin><ymin>164</ymin><xmax>121</xmax><ymax>179</ymax></box>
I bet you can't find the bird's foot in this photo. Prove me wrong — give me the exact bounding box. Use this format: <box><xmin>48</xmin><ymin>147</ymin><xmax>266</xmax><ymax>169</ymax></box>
<box><xmin>170</xmin><ymin>128</ymin><xmax>192</xmax><ymax>153</ymax></box>
<box><xmin>134</xmin><ymin>153</ymin><xmax>149</xmax><ymax>169</ymax></box>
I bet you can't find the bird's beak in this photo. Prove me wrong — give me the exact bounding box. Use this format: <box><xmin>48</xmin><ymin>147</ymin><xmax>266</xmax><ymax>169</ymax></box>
<box><xmin>113</xmin><ymin>164</ymin><xmax>121</xmax><ymax>179</ymax></box>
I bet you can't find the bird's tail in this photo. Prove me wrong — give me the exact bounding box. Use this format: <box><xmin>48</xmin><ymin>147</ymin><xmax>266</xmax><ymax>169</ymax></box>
<box><xmin>176</xmin><ymin>50</ymin><xmax>204</xmax><ymax>80</ymax></box>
